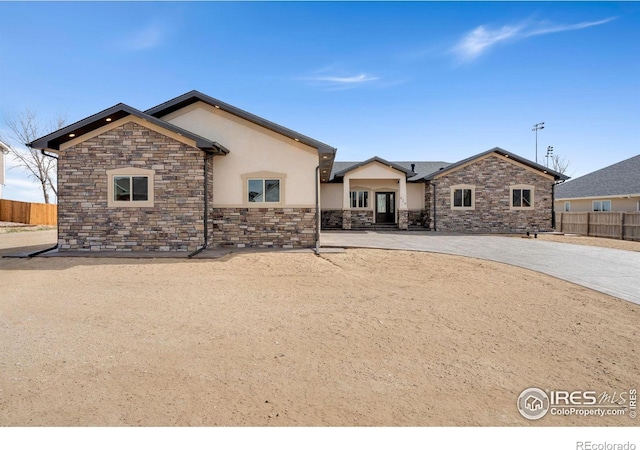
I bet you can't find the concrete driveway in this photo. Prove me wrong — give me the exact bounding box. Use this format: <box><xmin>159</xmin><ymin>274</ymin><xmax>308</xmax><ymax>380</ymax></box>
<box><xmin>321</xmin><ymin>231</ymin><xmax>640</xmax><ymax>305</ymax></box>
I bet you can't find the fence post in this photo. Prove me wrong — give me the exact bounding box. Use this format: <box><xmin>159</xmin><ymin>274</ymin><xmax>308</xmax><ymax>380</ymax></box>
<box><xmin>586</xmin><ymin>212</ymin><xmax>590</xmax><ymax>236</ymax></box>
<box><xmin>621</xmin><ymin>212</ymin><xmax>625</xmax><ymax>240</ymax></box>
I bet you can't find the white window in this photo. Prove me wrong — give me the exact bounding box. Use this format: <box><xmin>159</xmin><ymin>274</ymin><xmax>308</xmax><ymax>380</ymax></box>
<box><xmin>107</xmin><ymin>167</ymin><xmax>154</xmax><ymax>208</ymax></box>
<box><xmin>510</xmin><ymin>185</ymin><xmax>534</xmax><ymax>209</ymax></box>
<box><xmin>248</xmin><ymin>179</ymin><xmax>280</xmax><ymax>203</ymax></box>
<box><xmin>593</xmin><ymin>200</ymin><xmax>611</xmax><ymax>212</ymax></box>
<box><xmin>637</xmin><ymin>201</ymin><xmax>640</xmax><ymax>212</ymax></box>
<box><xmin>564</xmin><ymin>202</ymin><xmax>570</xmax><ymax>212</ymax></box>
<box><xmin>350</xmin><ymin>190</ymin><xmax>369</xmax><ymax>209</ymax></box>
<box><xmin>450</xmin><ymin>185</ymin><xmax>475</xmax><ymax>210</ymax></box>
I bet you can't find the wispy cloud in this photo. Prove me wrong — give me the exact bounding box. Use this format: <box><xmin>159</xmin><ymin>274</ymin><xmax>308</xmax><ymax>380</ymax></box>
<box><xmin>299</xmin><ymin>72</ymin><xmax>380</xmax><ymax>91</ymax></box>
<box><xmin>453</xmin><ymin>17</ymin><xmax>616</xmax><ymax>63</ymax></box>
<box><xmin>116</xmin><ymin>23</ymin><xmax>166</xmax><ymax>52</ymax></box>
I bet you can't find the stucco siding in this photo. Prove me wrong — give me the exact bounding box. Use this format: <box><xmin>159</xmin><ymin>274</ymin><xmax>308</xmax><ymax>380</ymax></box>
<box><xmin>161</xmin><ymin>102</ymin><xmax>318</xmax><ymax>207</ymax></box>
<box><xmin>556</xmin><ymin>197</ymin><xmax>640</xmax><ymax>213</ymax></box>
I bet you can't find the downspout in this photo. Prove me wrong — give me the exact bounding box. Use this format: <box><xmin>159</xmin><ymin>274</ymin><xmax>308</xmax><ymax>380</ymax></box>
<box><xmin>551</xmin><ymin>181</ymin><xmax>556</xmax><ymax>229</ymax></box>
<box><xmin>28</xmin><ymin>243</ymin><xmax>58</xmax><ymax>257</ymax></box>
<box><xmin>315</xmin><ymin>165</ymin><xmax>320</xmax><ymax>255</ymax></box>
<box><xmin>188</xmin><ymin>151</ymin><xmax>214</xmax><ymax>258</ymax></box>
<box><xmin>432</xmin><ymin>182</ymin><xmax>437</xmax><ymax>232</ymax></box>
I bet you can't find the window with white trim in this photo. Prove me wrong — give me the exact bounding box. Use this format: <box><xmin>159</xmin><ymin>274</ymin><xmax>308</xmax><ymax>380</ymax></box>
<box><xmin>564</xmin><ymin>201</ymin><xmax>570</xmax><ymax>212</ymax></box>
<box><xmin>350</xmin><ymin>190</ymin><xmax>369</xmax><ymax>209</ymax></box>
<box><xmin>593</xmin><ymin>200</ymin><xmax>611</xmax><ymax>212</ymax></box>
<box><xmin>450</xmin><ymin>185</ymin><xmax>475</xmax><ymax>209</ymax></box>
<box><xmin>248</xmin><ymin>179</ymin><xmax>280</xmax><ymax>203</ymax></box>
<box><xmin>511</xmin><ymin>186</ymin><xmax>534</xmax><ymax>209</ymax></box>
<box><xmin>107</xmin><ymin>167</ymin><xmax>154</xmax><ymax>208</ymax></box>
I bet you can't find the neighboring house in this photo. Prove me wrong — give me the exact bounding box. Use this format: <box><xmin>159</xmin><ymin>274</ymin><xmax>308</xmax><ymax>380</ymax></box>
<box><xmin>0</xmin><ymin>139</ymin><xmax>8</xmax><ymax>199</ymax></box>
<box><xmin>555</xmin><ymin>154</ymin><xmax>640</xmax><ymax>213</ymax></box>
<box><xmin>322</xmin><ymin>149</ymin><xmax>567</xmax><ymax>233</ymax></box>
<box><xmin>29</xmin><ymin>90</ymin><xmax>567</xmax><ymax>252</ymax></box>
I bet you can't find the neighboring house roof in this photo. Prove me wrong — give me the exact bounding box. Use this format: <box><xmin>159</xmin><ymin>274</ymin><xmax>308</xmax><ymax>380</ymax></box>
<box><xmin>28</xmin><ymin>103</ymin><xmax>230</xmax><ymax>154</ymax></box>
<box><xmin>144</xmin><ymin>90</ymin><xmax>337</xmax><ymax>174</ymax></box>
<box><xmin>423</xmin><ymin>147</ymin><xmax>569</xmax><ymax>181</ymax></box>
<box><xmin>555</xmin><ymin>154</ymin><xmax>640</xmax><ymax>199</ymax></box>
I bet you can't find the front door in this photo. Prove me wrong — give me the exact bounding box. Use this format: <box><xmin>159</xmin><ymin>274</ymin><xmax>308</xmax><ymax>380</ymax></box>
<box><xmin>376</xmin><ymin>192</ymin><xmax>396</xmax><ymax>223</ymax></box>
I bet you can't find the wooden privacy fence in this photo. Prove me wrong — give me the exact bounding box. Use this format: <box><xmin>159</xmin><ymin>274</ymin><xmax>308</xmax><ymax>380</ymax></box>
<box><xmin>556</xmin><ymin>212</ymin><xmax>640</xmax><ymax>242</ymax></box>
<box><xmin>0</xmin><ymin>199</ymin><xmax>57</xmax><ymax>225</ymax></box>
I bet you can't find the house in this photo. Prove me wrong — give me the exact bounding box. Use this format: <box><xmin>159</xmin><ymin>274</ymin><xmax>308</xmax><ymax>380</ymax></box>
<box><xmin>0</xmin><ymin>139</ymin><xmax>9</xmax><ymax>199</ymax></box>
<box><xmin>322</xmin><ymin>149</ymin><xmax>567</xmax><ymax>233</ymax></box>
<box><xmin>525</xmin><ymin>395</ymin><xmax>544</xmax><ymax>412</ymax></box>
<box><xmin>555</xmin><ymin>154</ymin><xmax>640</xmax><ymax>213</ymax></box>
<box><xmin>29</xmin><ymin>91</ymin><xmax>335</xmax><ymax>252</ymax></box>
<box><xmin>28</xmin><ymin>90</ymin><xmax>567</xmax><ymax>253</ymax></box>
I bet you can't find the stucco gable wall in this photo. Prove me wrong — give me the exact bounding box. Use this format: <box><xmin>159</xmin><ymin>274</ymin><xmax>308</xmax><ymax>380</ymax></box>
<box><xmin>433</xmin><ymin>154</ymin><xmax>553</xmax><ymax>232</ymax></box>
<box><xmin>57</xmin><ymin>121</ymin><xmax>205</xmax><ymax>251</ymax></box>
<box><xmin>161</xmin><ymin>102</ymin><xmax>318</xmax><ymax>207</ymax></box>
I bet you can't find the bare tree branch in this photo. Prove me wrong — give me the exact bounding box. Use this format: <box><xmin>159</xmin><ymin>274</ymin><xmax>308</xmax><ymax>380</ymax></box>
<box><xmin>0</xmin><ymin>109</ymin><xmax>65</xmax><ymax>204</ymax></box>
<box><xmin>551</xmin><ymin>154</ymin><xmax>572</xmax><ymax>176</ymax></box>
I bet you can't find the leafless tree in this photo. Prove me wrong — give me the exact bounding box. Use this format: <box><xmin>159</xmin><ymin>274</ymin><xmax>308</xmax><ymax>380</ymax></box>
<box><xmin>0</xmin><ymin>109</ymin><xmax>66</xmax><ymax>204</ymax></box>
<box><xmin>550</xmin><ymin>154</ymin><xmax>571</xmax><ymax>176</ymax></box>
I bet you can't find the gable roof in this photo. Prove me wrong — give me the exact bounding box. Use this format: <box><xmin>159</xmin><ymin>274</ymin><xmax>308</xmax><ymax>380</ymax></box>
<box><xmin>145</xmin><ymin>90</ymin><xmax>337</xmax><ymax>164</ymax></box>
<box><xmin>555</xmin><ymin>154</ymin><xmax>640</xmax><ymax>199</ymax></box>
<box><xmin>423</xmin><ymin>147</ymin><xmax>569</xmax><ymax>181</ymax></box>
<box><xmin>28</xmin><ymin>103</ymin><xmax>229</xmax><ymax>154</ymax></box>
<box><xmin>330</xmin><ymin>159</ymin><xmax>449</xmax><ymax>182</ymax></box>
<box><xmin>333</xmin><ymin>156</ymin><xmax>416</xmax><ymax>178</ymax></box>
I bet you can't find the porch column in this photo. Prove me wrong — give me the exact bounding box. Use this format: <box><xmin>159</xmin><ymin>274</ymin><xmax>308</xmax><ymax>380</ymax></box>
<box><xmin>342</xmin><ymin>176</ymin><xmax>351</xmax><ymax>230</ymax></box>
<box><xmin>398</xmin><ymin>176</ymin><xmax>408</xmax><ymax>230</ymax></box>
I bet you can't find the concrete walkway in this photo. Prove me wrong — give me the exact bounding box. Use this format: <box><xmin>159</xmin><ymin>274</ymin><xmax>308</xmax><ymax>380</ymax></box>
<box><xmin>321</xmin><ymin>231</ymin><xmax>640</xmax><ymax>305</ymax></box>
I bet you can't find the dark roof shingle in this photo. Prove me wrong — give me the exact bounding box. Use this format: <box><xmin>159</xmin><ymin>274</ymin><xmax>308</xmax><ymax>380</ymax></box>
<box><xmin>555</xmin><ymin>154</ymin><xmax>640</xmax><ymax>199</ymax></box>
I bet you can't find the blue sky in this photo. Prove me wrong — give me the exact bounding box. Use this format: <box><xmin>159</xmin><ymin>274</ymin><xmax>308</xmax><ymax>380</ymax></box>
<box><xmin>1</xmin><ymin>1</ymin><xmax>638</xmax><ymax>203</ymax></box>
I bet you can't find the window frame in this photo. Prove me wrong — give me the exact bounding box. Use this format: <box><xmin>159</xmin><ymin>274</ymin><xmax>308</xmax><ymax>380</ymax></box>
<box><xmin>592</xmin><ymin>200</ymin><xmax>611</xmax><ymax>212</ymax></box>
<box><xmin>349</xmin><ymin>189</ymin><xmax>370</xmax><ymax>209</ymax></box>
<box><xmin>247</xmin><ymin>178</ymin><xmax>281</xmax><ymax>204</ymax></box>
<box><xmin>450</xmin><ymin>184</ymin><xmax>475</xmax><ymax>210</ymax></box>
<box><xmin>510</xmin><ymin>185</ymin><xmax>535</xmax><ymax>210</ymax></box>
<box><xmin>564</xmin><ymin>201</ymin><xmax>570</xmax><ymax>212</ymax></box>
<box><xmin>107</xmin><ymin>167</ymin><xmax>155</xmax><ymax>208</ymax></box>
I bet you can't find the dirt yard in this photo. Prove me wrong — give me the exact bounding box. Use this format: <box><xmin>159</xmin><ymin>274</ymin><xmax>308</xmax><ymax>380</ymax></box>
<box><xmin>536</xmin><ymin>233</ymin><xmax>640</xmax><ymax>252</ymax></box>
<box><xmin>0</xmin><ymin>245</ymin><xmax>637</xmax><ymax>426</ymax></box>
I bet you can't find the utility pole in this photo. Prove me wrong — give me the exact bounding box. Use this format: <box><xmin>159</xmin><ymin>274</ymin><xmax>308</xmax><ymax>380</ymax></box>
<box><xmin>546</xmin><ymin>146</ymin><xmax>554</xmax><ymax>168</ymax></box>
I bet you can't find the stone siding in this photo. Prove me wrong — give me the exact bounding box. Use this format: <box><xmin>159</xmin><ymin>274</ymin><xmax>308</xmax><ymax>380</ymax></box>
<box><xmin>211</xmin><ymin>208</ymin><xmax>316</xmax><ymax>248</ymax></box>
<box><xmin>432</xmin><ymin>155</ymin><xmax>553</xmax><ymax>233</ymax></box>
<box><xmin>350</xmin><ymin>210</ymin><xmax>375</xmax><ymax>228</ymax></box>
<box><xmin>57</xmin><ymin>121</ymin><xmax>205</xmax><ymax>252</ymax></box>
<box><xmin>321</xmin><ymin>209</ymin><xmax>343</xmax><ymax>229</ymax></box>
<box><xmin>408</xmin><ymin>209</ymin><xmax>427</xmax><ymax>227</ymax></box>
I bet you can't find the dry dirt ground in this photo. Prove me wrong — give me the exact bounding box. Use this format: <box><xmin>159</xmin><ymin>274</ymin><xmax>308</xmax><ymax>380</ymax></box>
<box><xmin>536</xmin><ymin>233</ymin><xmax>640</xmax><ymax>252</ymax></box>
<box><xmin>0</xmin><ymin>239</ymin><xmax>638</xmax><ymax>426</ymax></box>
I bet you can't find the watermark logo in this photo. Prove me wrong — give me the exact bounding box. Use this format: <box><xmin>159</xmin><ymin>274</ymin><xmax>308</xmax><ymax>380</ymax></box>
<box><xmin>518</xmin><ymin>387</ymin><xmax>636</xmax><ymax>421</ymax></box>
<box><xmin>517</xmin><ymin>387</ymin><xmax>550</xmax><ymax>420</ymax></box>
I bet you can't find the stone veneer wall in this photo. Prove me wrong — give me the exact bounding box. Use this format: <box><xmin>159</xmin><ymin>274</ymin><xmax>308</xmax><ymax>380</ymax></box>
<box><xmin>350</xmin><ymin>210</ymin><xmax>374</xmax><ymax>227</ymax></box>
<box><xmin>211</xmin><ymin>208</ymin><xmax>316</xmax><ymax>248</ymax></box>
<box><xmin>408</xmin><ymin>210</ymin><xmax>427</xmax><ymax>227</ymax></box>
<box><xmin>321</xmin><ymin>210</ymin><xmax>343</xmax><ymax>229</ymax></box>
<box><xmin>58</xmin><ymin>121</ymin><xmax>206</xmax><ymax>251</ymax></box>
<box><xmin>433</xmin><ymin>155</ymin><xmax>553</xmax><ymax>233</ymax></box>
